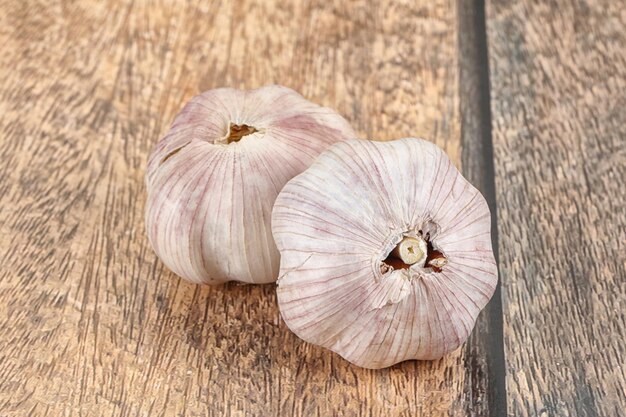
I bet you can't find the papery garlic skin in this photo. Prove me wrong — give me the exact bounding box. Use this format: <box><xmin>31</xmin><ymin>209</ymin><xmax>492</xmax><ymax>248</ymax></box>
<box><xmin>145</xmin><ymin>85</ymin><xmax>355</xmax><ymax>284</ymax></box>
<box><xmin>272</xmin><ymin>138</ymin><xmax>497</xmax><ymax>368</ymax></box>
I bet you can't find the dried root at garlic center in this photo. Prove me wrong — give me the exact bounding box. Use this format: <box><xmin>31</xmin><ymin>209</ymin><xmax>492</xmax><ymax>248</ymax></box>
<box><xmin>382</xmin><ymin>231</ymin><xmax>448</xmax><ymax>272</ymax></box>
<box><xmin>227</xmin><ymin>123</ymin><xmax>258</xmax><ymax>143</ymax></box>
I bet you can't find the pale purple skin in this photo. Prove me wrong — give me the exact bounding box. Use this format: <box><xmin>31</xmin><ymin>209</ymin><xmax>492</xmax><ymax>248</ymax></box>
<box><xmin>145</xmin><ymin>85</ymin><xmax>355</xmax><ymax>284</ymax></box>
<box><xmin>272</xmin><ymin>138</ymin><xmax>498</xmax><ymax>369</ymax></box>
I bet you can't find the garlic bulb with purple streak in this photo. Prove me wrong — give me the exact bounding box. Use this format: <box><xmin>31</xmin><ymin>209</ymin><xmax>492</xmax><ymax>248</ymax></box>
<box><xmin>272</xmin><ymin>138</ymin><xmax>497</xmax><ymax>368</ymax></box>
<box><xmin>145</xmin><ymin>85</ymin><xmax>355</xmax><ymax>284</ymax></box>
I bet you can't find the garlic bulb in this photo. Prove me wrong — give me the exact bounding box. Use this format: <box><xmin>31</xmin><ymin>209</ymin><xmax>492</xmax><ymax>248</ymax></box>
<box><xmin>272</xmin><ymin>138</ymin><xmax>497</xmax><ymax>368</ymax></box>
<box><xmin>145</xmin><ymin>85</ymin><xmax>355</xmax><ymax>284</ymax></box>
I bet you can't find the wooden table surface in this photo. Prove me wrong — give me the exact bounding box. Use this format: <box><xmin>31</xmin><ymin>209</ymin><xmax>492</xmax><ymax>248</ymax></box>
<box><xmin>0</xmin><ymin>0</ymin><xmax>624</xmax><ymax>416</ymax></box>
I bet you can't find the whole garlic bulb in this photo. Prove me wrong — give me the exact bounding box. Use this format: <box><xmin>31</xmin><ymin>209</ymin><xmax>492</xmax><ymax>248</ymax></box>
<box><xmin>272</xmin><ymin>138</ymin><xmax>497</xmax><ymax>368</ymax></box>
<box><xmin>145</xmin><ymin>85</ymin><xmax>355</xmax><ymax>284</ymax></box>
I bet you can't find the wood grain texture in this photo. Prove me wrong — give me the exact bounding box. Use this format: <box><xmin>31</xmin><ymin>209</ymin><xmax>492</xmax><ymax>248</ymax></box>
<box><xmin>0</xmin><ymin>0</ymin><xmax>500</xmax><ymax>416</ymax></box>
<box><xmin>487</xmin><ymin>0</ymin><xmax>626</xmax><ymax>416</ymax></box>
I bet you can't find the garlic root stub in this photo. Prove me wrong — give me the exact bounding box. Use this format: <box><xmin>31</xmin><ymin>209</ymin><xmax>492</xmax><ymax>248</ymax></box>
<box><xmin>145</xmin><ymin>85</ymin><xmax>355</xmax><ymax>284</ymax></box>
<box><xmin>272</xmin><ymin>138</ymin><xmax>498</xmax><ymax>368</ymax></box>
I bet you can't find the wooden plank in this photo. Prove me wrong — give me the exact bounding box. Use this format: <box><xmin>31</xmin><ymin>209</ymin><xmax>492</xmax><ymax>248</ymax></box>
<box><xmin>487</xmin><ymin>1</ymin><xmax>626</xmax><ymax>416</ymax></box>
<box><xmin>0</xmin><ymin>0</ymin><xmax>499</xmax><ymax>415</ymax></box>
<box><xmin>457</xmin><ymin>2</ymin><xmax>507</xmax><ymax>416</ymax></box>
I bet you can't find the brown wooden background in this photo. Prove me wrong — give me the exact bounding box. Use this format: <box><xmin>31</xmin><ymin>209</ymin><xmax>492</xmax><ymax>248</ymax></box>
<box><xmin>0</xmin><ymin>0</ymin><xmax>624</xmax><ymax>416</ymax></box>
